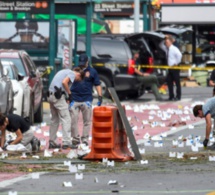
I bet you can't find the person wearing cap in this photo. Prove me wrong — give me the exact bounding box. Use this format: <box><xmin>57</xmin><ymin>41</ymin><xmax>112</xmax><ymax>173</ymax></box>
<box><xmin>193</xmin><ymin>97</ymin><xmax>215</xmax><ymax>149</ymax></box>
<box><xmin>48</xmin><ymin>67</ymin><xmax>84</xmax><ymax>150</ymax></box>
<box><xmin>69</xmin><ymin>53</ymin><xmax>102</xmax><ymax>147</ymax></box>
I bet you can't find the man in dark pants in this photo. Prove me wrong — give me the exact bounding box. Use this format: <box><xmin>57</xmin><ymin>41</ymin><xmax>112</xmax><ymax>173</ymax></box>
<box><xmin>164</xmin><ymin>35</ymin><xmax>182</xmax><ymax>101</ymax></box>
<box><xmin>209</xmin><ymin>69</ymin><xmax>215</xmax><ymax>96</ymax></box>
<box><xmin>0</xmin><ymin>113</ymin><xmax>40</xmax><ymax>152</ymax></box>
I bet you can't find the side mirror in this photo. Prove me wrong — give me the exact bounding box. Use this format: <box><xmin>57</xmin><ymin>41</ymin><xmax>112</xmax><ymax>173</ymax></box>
<box><xmin>18</xmin><ymin>73</ymin><xmax>24</xmax><ymax>81</ymax></box>
<box><xmin>3</xmin><ymin>67</ymin><xmax>9</xmax><ymax>76</ymax></box>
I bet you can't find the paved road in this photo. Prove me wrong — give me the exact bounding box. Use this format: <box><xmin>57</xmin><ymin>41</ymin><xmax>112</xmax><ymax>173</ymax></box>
<box><xmin>1</xmin><ymin>86</ymin><xmax>215</xmax><ymax>195</ymax></box>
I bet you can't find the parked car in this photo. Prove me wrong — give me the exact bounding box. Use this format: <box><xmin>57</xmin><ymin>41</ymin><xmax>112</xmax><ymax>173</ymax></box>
<box><xmin>0</xmin><ymin>49</ymin><xmax>43</xmax><ymax>123</ymax></box>
<box><xmin>77</xmin><ymin>36</ymin><xmax>145</xmax><ymax>99</ymax></box>
<box><xmin>0</xmin><ymin>60</ymin><xmax>13</xmax><ymax>114</ymax></box>
<box><xmin>2</xmin><ymin>61</ymin><xmax>31</xmax><ymax>117</ymax></box>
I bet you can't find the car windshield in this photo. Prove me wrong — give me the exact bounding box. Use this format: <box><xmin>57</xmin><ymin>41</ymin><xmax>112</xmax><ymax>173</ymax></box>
<box><xmin>3</xmin><ymin>65</ymin><xmax>15</xmax><ymax>80</ymax></box>
<box><xmin>0</xmin><ymin>58</ymin><xmax>26</xmax><ymax>76</ymax></box>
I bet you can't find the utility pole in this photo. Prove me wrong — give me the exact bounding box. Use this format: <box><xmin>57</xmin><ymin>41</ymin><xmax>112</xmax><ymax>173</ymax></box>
<box><xmin>134</xmin><ymin>0</ymin><xmax>140</xmax><ymax>33</ymax></box>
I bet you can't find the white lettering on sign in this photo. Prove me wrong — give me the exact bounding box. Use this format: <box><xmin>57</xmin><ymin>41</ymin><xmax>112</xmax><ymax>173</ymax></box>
<box><xmin>16</xmin><ymin>1</ymin><xmax>35</xmax><ymax>7</ymax></box>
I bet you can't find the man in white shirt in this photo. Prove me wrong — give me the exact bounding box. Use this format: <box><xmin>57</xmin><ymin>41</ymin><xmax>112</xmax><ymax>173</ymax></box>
<box><xmin>164</xmin><ymin>35</ymin><xmax>182</xmax><ymax>101</ymax></box>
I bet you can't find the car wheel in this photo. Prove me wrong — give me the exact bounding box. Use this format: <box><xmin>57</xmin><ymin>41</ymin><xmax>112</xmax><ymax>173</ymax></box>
<box><xmin>93</xmin><ymin>75</ymin><xmax>112</xmax><ymax>98</ymax></box>
<box><xmin>34</xmin><ymin>100</ymin><xmax>43</xmax><ymax>123</ymax></box>
<box><xmin>29</xmin><ymin>95</ymin><xmax>34</xmax><ymax>125</ymax></box>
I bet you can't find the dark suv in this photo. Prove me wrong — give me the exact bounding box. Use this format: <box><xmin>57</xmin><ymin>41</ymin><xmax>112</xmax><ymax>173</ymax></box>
<box><xmin>77</xmin><ymin>36</ymin><xmax>144</xmax><ymax>99</ymax></box>
<box><xmin>0</xmin><ymin>49</ymin><xmax>43</xmax><ymax>123</ymax></box>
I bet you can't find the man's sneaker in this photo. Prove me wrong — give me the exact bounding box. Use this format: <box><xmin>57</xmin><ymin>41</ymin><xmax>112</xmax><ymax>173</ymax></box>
<box><xmin>49</xmin><ymin>141</ymin><xmax>61</xmax><ymax>149</ymax></box>
<box><xmin>81</xmin><ymin>137</ymin><xmax>89</xmax><ymax>146</ymax></box>
<box><xmin>72</xmin><ymin>136</ymin><xmax>81</xmax><ymax>146</ymax></box>
<box><xmin>82</xmin><ymin>141</ymin><xmax>88</xmax><ymax>146</ymax></box>
<box><xmin>62</xmin><ymin>144</ymin><xmax>78</xmax><ymax>150</ymax></box>
<box><xmin>31</xmin><ymin>137</ymin><xmax>40</xmax><ymax>152</ymax></box>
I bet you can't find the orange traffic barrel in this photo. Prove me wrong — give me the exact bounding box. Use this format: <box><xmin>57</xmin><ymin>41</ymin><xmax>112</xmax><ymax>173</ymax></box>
<box><xmin>84</xmin><ymin>106</ymin><xmax>133</xmax><ymax>161</ymax></box>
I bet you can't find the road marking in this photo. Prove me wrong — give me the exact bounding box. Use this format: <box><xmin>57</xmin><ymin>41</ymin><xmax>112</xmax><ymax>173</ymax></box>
<box><xmin>0</xmin><ymin>172</ymin><xmax>46</xmax><ymax>188</ymax></box>
<box><xmin>0</xmin><ymin>190</ymin><xmax>214</xmax><ymax>194</ymax></box>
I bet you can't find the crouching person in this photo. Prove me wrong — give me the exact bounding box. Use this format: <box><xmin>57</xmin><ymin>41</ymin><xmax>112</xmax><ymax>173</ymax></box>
<box><xmin>0</xmin><ymin>113</ymin><xmax>40</xmax><ymax>152</ymax></box>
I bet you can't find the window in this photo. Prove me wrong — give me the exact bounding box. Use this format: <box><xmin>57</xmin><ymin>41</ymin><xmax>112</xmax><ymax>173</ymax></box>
<box><xmin>0</xmin><ymin>58</ymin><xmax>26</xmax><ymax>76</ymax></box>
<box><xmin>93</xmin><ymin>40</ymin><xmax>128</xmax><ymax>60</ymax></box>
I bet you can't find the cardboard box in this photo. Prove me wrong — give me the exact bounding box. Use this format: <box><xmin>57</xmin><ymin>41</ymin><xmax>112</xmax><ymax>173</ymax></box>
<box><xmin>184</xmin><ymin>81</ymin><xmax>199</xmax><ymax>87</ymax></box>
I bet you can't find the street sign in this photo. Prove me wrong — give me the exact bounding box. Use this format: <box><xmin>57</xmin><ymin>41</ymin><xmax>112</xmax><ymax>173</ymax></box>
<box><xmin>0</xmin><ymin>0</ymin><xmax>50</xmax><ymax>13</ymax></box>
<box><xmin>94</xmin><ymin>2</ymin><xmax>135</xmax><ymax>13</ymax></box>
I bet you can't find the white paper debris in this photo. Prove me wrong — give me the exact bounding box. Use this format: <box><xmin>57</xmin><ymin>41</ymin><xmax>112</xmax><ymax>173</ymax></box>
<box><xmin>69</xmin><ymin>165</ymin><xmax>77</xmax><ymax>173</ymax></box>
<box><xmin>139</xmin><ymin>148</ymin><xmax>145</xmax><ymax>154</ymax></box>
<box><xmin>8</xmin><ymin>191</ymin><xmax>17</xmax><ymax>195</ymax></box>
<box><xmin>132</xmin><ymin>126</ymin><xmax>138</xmax><ymax>131</ymax></box>
<box><xmin>66</xmin><ymin>150</ymin><xmax>78</xmax><ymax>159</ymax></box>
<box><xmin>40</xmin><ymin>139</ymin><xmax>46</xmax><ymax>146</ymax></box>
<box><xmin>143</xmin><ymin>133</ymin><xmax>150</xmax><ymax>140</ymax></box>
<box><xmin>43</xmin><ymin>131</ymin><xmax>49</xmax><ymax>137</ymax></box>
<box><xmin>102</xmin><ymin>158</ymin><xmax>108</xmax><ymax>163</ymax></box>
<box><xmin>188</xmin><ymin>125</ymin><xmax>194</xmax><ymax>129</ymax></box>
<box><xmin>94</xmin><ymin>177</ymin><xmax>99</xmax><ymax>183</ymax></box>
<box><xmin>64</xmin><ymin>161</ymin><xmax>71</xmax><ymax>166</ymax></box>
<box><xmin>144</xmin><ymin>141</ymin><xmax>151</xmax><ymax>146</ymax></box>
<box><xmin>178</xmin><ymin>142</ymin><xmax>184</xmax><ymax>148</ymax></box>
<box><xmin>172</xmin><ymin>140</ymin><xmax>178</xmax><ymax>146</ymax></box>
<box><xmin>108</xmin><ymin>180</ymin><xmax>118</xmax><ymax>185</ymax></box>
<box><xmin>41</xmin><ymin>122</ymin><xmax>47</xmax><ymax>127</ymax></box>
<box><xmin>78</xmin><ymin>164</ymin><xmax>85</xmax><ymax>170</ymax></box>
<box><xmin>31</xmin><ymin>172</ymin><xmax>40</xmax><ymax>179</ymax></box>
<box><xmin>161</xmin><ymin>132</ymin><xmax>167</xmax><ymax>138</ymax></box>
<box><xmin>169</xmin><ymin>152</ymin><xmax>176</xmax><ymax>158</ymax></box>
<box><xmin>44</xmin><ymin>149</ymin><xmax>52</xmax><ymax>157</ymax></box>
<box><xmin>154</xmin><ymin>142</ymin><xmax>163</xmax><ymax>147</ymax></box>
<box><xmin>140</xmin><ymin>160</ymin><xmax>148</xmax><ymax>164</ymax></box>
<box><xmin>107</xmin><ymin>160</ymin><xmax>115</xmax><ymax>167</ymax></box>
<box><xmin>191</xmin><ymin>145</ymin><xmax>199</xmax><ymax>152</ymax></box>
<box><xmin>177</xmin><ymin>152</ymin><xmax>184</xmax><ymax>159</ymax></box>
<box><xmin>75</xmin><ymin>173</ymin><xmax>83</xmax><ymax>180</ymax></box>
<box><xmin>63</xmin><ymin>181</ymin><xmax>73</xmax><ymax>187</ymax></box>
<box><xmin>32</xmin><ymin>155</ymin><xmax>40</xmax><ymax>159</ymax></box>
<box><xmin>186</xmin><ymin>139</ymin><xmax>193</xmax><ymax>146</ymax></box>
<box><xmin>21</xmin><ymin>152</ymin><xmax>27</xmax><ymax>158</ymax></box>
<box><xmin>57</xmin><ymin>131</ymin><xmax>62</xmax><ymax>138</ymax></box>
<box><xmin>209</xmin><ymin>156</ymin><xmax>215</xmax><ymax>161</ymax></box>
<box><xmin>151</xmin><ymin>135</ymin><xmax>162</xmax><ymax>141</ymax></box>
<box><xmin>190</xmin><ymin>157</ymin><xmax>198</xmax><ymax>160</ymax></box>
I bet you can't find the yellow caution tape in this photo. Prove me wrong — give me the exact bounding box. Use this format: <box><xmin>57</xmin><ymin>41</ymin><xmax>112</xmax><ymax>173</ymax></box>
<box><xmin>92</xmin><ymin>63</ymin><xmax>215</xmax><ymax>71</ymax></box>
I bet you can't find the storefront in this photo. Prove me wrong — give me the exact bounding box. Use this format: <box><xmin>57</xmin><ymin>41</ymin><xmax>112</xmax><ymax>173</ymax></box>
<box><xmin>159</xmin><ymin>3</ymin><xmax>215</xmax><ymax>67</ymax></box>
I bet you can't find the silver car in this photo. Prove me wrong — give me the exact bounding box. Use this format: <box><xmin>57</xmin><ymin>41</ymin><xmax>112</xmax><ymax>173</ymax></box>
<box><xmin>0</xmin><ymin>60</ymin><xmax>13</xmax><ymax>114</ymax></box>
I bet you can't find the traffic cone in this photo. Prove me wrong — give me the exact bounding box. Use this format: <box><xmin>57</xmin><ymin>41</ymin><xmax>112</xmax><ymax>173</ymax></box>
<box><xmin>83</xmin><ymin>106</ymin><xmax>133</xmax><ymax>161</ymax></box>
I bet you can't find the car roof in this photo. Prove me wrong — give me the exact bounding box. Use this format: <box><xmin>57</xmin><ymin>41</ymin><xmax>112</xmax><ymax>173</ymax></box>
<box><xmin>157</xmin><ymin>26</ymin><xmax>192</xmax><ymax>36</ymax></box>
<box><xmin>0</xmin><ymin>49</ymin><xmax>26</xmax><ymax>58</ymax></box>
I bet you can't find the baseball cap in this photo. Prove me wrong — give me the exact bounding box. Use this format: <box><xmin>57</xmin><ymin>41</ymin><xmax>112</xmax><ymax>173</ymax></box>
<box><xmin>79</xmin><ymin>54</ymin><xmax>88</xmax><ymax>66</ymax></box>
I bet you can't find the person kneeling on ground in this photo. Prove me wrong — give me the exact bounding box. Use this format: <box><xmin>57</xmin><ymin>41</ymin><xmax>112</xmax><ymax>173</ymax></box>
<box><xmin>133</xmin><ymin>52</ymin><xmax>163</xmax><ymax>101</ymax></box>
<box><xmin>193</xmin><ymin>97</ymin><xmax>215</xmax><ymax>148</ymax></box>
<box><xmin>0</xmin><ymin>113</ymin><xmax>40</xmax><ymax>152</ymax></box>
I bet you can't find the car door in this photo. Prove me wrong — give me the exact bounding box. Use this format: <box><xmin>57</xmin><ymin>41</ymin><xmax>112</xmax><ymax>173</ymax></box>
<box><xmin>0</xmin><ymin>62</ymin><xmax>11</xmax><ymax>114</ymax></box>
<box><xmin>22</xmin><ymin>54</ymin><xmax>42</xmax><ymax>112</ymax></box>
<box><xmin>0</xmin><ymin>63</ymin><xmax>7</xmax><ymax>113</ymax></box>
